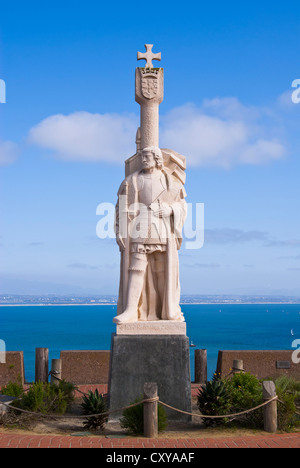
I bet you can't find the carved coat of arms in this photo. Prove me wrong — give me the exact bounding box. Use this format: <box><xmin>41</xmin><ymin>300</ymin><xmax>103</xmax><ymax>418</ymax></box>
<box><xmin>141</xmin><ymin>76</ymin><xmax>158</xmax><ymax>99</ymax></box>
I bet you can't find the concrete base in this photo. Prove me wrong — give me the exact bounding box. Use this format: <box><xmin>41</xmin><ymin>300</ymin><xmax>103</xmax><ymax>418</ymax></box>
<box><xmin>108</xmin><ymin>333</ymin><xmax>191</xmax><ymax>422</ymax></box>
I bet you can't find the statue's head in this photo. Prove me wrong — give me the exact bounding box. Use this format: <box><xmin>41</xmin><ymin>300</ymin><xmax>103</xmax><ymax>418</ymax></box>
<box><xmin>141</xmin><ymin>146</ymin><xmax>163</xmax><ymax>170</ymax></box>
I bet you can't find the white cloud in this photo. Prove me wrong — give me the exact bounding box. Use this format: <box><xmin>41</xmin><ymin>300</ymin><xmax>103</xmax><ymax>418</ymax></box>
<box><xmin>28</xmin><ymin>111</ymin><xmax>138</xmax><ymax>163</ymax></box>
<box><xmin>0</xmin><ymin>139</ymin><xmax>19</xmax><ymax>166</ymax></box>
<box><xmin>27</xmin><ymin>97</ymin><xmax>286</xmax><ymax>168</ymax></box>
<box><xmin>160</xmin><ymin>100</ymin><xmax>286</xmax><ymax>167</ymax></box>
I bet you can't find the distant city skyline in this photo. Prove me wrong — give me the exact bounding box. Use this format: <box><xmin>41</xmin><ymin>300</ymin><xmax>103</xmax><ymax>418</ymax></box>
<box><xmin>1</xmin><ymin>1</ymin><xmax>300</xmax><ymax>296</ymax></box>
<box><xmin>1</xmin><ymin>293</ymin><xmax>300</xmax><ymax>305</ymax></box>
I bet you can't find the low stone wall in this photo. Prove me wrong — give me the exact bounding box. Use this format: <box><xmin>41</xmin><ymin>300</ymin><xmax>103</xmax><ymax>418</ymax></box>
<box><xmin>0</xmin><ymin>351</ymin><xmax>25</xmax><ymax>386</ymax></box>
<box><xmin>60</xmin><ymin>350</ymin><xmax>110</xmax><ymax>385</ymax></box>
<box><xmin>216</xmin><ymin>350</ymin><xmax>300</xmax><ymax>380</ymax></box>
<box><xmin>1</xmin><ymin>349</ymin><xmax>299</xmax><ymax>388</ymax></box>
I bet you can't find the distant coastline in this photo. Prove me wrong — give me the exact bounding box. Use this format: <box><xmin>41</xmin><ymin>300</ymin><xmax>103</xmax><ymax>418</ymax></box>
<box><xmin>1</xmin><ymin>302</ymin><xmax>300</xmax><ymax>307</ymax></box>
<box><xmin>1</xmin><ymin>294</ymin><xmax>300</xmax><ymax>306</ymax></box>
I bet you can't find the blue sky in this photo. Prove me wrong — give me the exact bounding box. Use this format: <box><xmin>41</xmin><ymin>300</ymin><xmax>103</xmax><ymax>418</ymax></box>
<box><xmin>0</xmin><ymin>0</ymin><xmax>300</xmax><ymax>296</ymax></box>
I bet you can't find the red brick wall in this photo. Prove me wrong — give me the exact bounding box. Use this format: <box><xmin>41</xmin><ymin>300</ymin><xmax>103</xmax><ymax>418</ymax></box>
<box><xmin>216</xmin><ymin>350</ymin><xmax>300</xmax><ymax>380</ymax></box>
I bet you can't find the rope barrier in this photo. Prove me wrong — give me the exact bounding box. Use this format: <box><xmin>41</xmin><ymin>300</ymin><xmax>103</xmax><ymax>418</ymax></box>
<box><xmin>0</xmin><ymin>396</ymin><xmax>160</xmax><ymax>419</ymax></box>
<box><xmin>0</xmin><ymin>394</ymin><xmax>278</xmax><ymax>420</ymax></box>
<box><xmin>1</xmin><ymin>372</ymin><xmax>298</xmax><ymax>421</ymax></box>
<box><xmin>47</xmin><ymin>371</ymin><xmax>294</xmax><ymax>420</ymax></box>
<box><xmin>158</xmin><ymin>396</ymin><xmax>278</xmax><ymax>419</ymax></box>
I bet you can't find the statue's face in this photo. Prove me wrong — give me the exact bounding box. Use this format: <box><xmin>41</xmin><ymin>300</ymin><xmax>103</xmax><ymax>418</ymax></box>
<box><xmin>142</xmin><ymin>151</ymin><xmax>156</xmax><ymax>170</ymax></box>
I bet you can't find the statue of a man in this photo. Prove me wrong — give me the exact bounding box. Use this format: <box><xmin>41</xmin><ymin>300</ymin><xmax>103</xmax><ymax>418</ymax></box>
<box><xmin>113</xmin><ymin>146</ymin><xmax>187</xmax><ymax>323</ymax></box>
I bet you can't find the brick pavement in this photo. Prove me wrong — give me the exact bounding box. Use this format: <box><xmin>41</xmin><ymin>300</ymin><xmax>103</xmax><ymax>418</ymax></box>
<box><xmin>0</xmin><ymin>432</ymin><xmax>299</xmax><ymax>448</ymax></box>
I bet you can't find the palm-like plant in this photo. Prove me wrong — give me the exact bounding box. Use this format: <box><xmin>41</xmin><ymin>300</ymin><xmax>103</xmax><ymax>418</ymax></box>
<box><xmin>197</xmin><ymin>380</ymin><xmax>231</xmax><ymax>426</ymax></box>
<box><xmin>81</xmin><ymin>389</ymin><xmax>108</xmax><ymax>430</ymax></box>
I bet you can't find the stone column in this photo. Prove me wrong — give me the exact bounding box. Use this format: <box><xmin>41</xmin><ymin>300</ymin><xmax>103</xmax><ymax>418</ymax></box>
<box><xmin>135</xmin><ymin>67</ymin><xmax>164</xmax><ymax>149</ymax></box>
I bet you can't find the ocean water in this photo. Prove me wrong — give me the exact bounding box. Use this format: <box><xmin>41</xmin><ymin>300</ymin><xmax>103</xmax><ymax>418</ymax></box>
<box><xmin>0</xmin><ymin>303</ymin><xmax>299</xmax><ymax>383</ymax></box>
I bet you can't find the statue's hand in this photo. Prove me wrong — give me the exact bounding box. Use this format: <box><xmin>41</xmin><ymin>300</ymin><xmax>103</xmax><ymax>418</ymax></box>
<box><xmin>154</xmin><ymin>206</ymin><xmax>173</xmax><ymax>218</ymax></box>
<box><xmin>116</xmin><ymin>234</ymin><xmax>125</xmax><ymax>251</ymax></box>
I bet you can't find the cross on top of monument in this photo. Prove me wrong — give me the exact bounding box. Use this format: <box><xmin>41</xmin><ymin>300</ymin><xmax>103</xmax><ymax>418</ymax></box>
<box><xmin>137</xmin><ymin>44</ymin><xmax>161</xmax><ymax>69</ymax></box>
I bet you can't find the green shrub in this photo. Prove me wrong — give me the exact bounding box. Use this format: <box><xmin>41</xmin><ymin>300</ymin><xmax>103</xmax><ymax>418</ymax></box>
<box><xmin>120</xmin><ymin>395</ymin><xmax>167</xmax><ymax>434</ymax></box>
<box><xmin>275</xmin><ymin>376</ymin><xmax>300</xmax><ymax>431</ymax></box>
<box><xmin>0</xmin><ymin>378</ymin><xmax>24</xmax><ymax>398</ymax></box>
<box><xmin>81</xmin><ymin>389</ymin><xmax>108</xmax><ymax>431</ymax></box>
<box><xmin>198</xmin><ymin>373</ymin><xmax>300</xmax><ymax>431</ymax></box>
<box><xmin>12</xmin><ymin>380</ymin><xmax>75</xmax><ymax>415</ymax></box>
<box><xmin>57</xmin><ymin>380</ymin><xmax>76</xmax><ymax>407</ymax></box>
<box><xmin>225</xmin><ymin>372</ymin><xmax>263</xmax><ymax>428</ymax></box>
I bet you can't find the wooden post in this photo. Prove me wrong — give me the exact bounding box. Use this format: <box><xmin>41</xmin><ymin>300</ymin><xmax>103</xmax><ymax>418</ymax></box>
<box><xmin>50</xmin><ymin>359</ymin><xmax>62</xmax><ymax>385</ymax></box>
<box><xmin>232</xmin><ymin>359</ymin><xmax>244</xmax><ymax>375</ymax></box>
<box><xmin>35</xmin><ymin>348</ymin><xmax>49</xmax><ymax>383</ymax></box>
<box><xmin>195</xmin><ymin>349</ymin><xmax>207</xmax><ymax>384</ymax></box>
<box><xmin>143</xmin><ymin>382</ymin><xmax>158</xmax><ymax>438</ymax></box>
<box><xmin>263</xmin><ymin>380</ymin><xmax>277</xmax><ymax>433</ymax></box>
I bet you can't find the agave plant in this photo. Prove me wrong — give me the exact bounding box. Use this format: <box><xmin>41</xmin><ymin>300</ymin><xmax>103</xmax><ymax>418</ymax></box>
<box><xmin>197</xmin><ymin>380</ymin><xmax>231</xmax><ymax>426</ymax></box>
<box><xmin>81</xmin><ymin>389</ymin><xmax>108</xmax><ymax>430</ymax></box>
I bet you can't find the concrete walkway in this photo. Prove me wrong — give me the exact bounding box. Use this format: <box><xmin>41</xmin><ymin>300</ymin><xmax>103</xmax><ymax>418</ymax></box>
<box><xmin>0</xmin><ymin>432</ymin><xmax>299</xmax><ymax>448</ymax></box>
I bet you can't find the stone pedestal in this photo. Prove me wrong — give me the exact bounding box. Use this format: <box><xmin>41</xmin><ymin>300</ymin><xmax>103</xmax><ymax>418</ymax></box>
<box><xmin>108</xmin><ymin>330</ymin><xmax>192</xmax><ymax>421</ymax></box>
<box><xmin>116</xmin><ymin>320</ymin><xmax>187</xmax><ymax>336</ymax></box>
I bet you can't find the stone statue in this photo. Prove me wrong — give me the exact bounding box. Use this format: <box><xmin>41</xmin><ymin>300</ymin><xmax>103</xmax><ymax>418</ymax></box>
<box><xmin>113</xmin><ymin>45</ymin><xmax>187</xmax><ymax>324</ymax></box>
